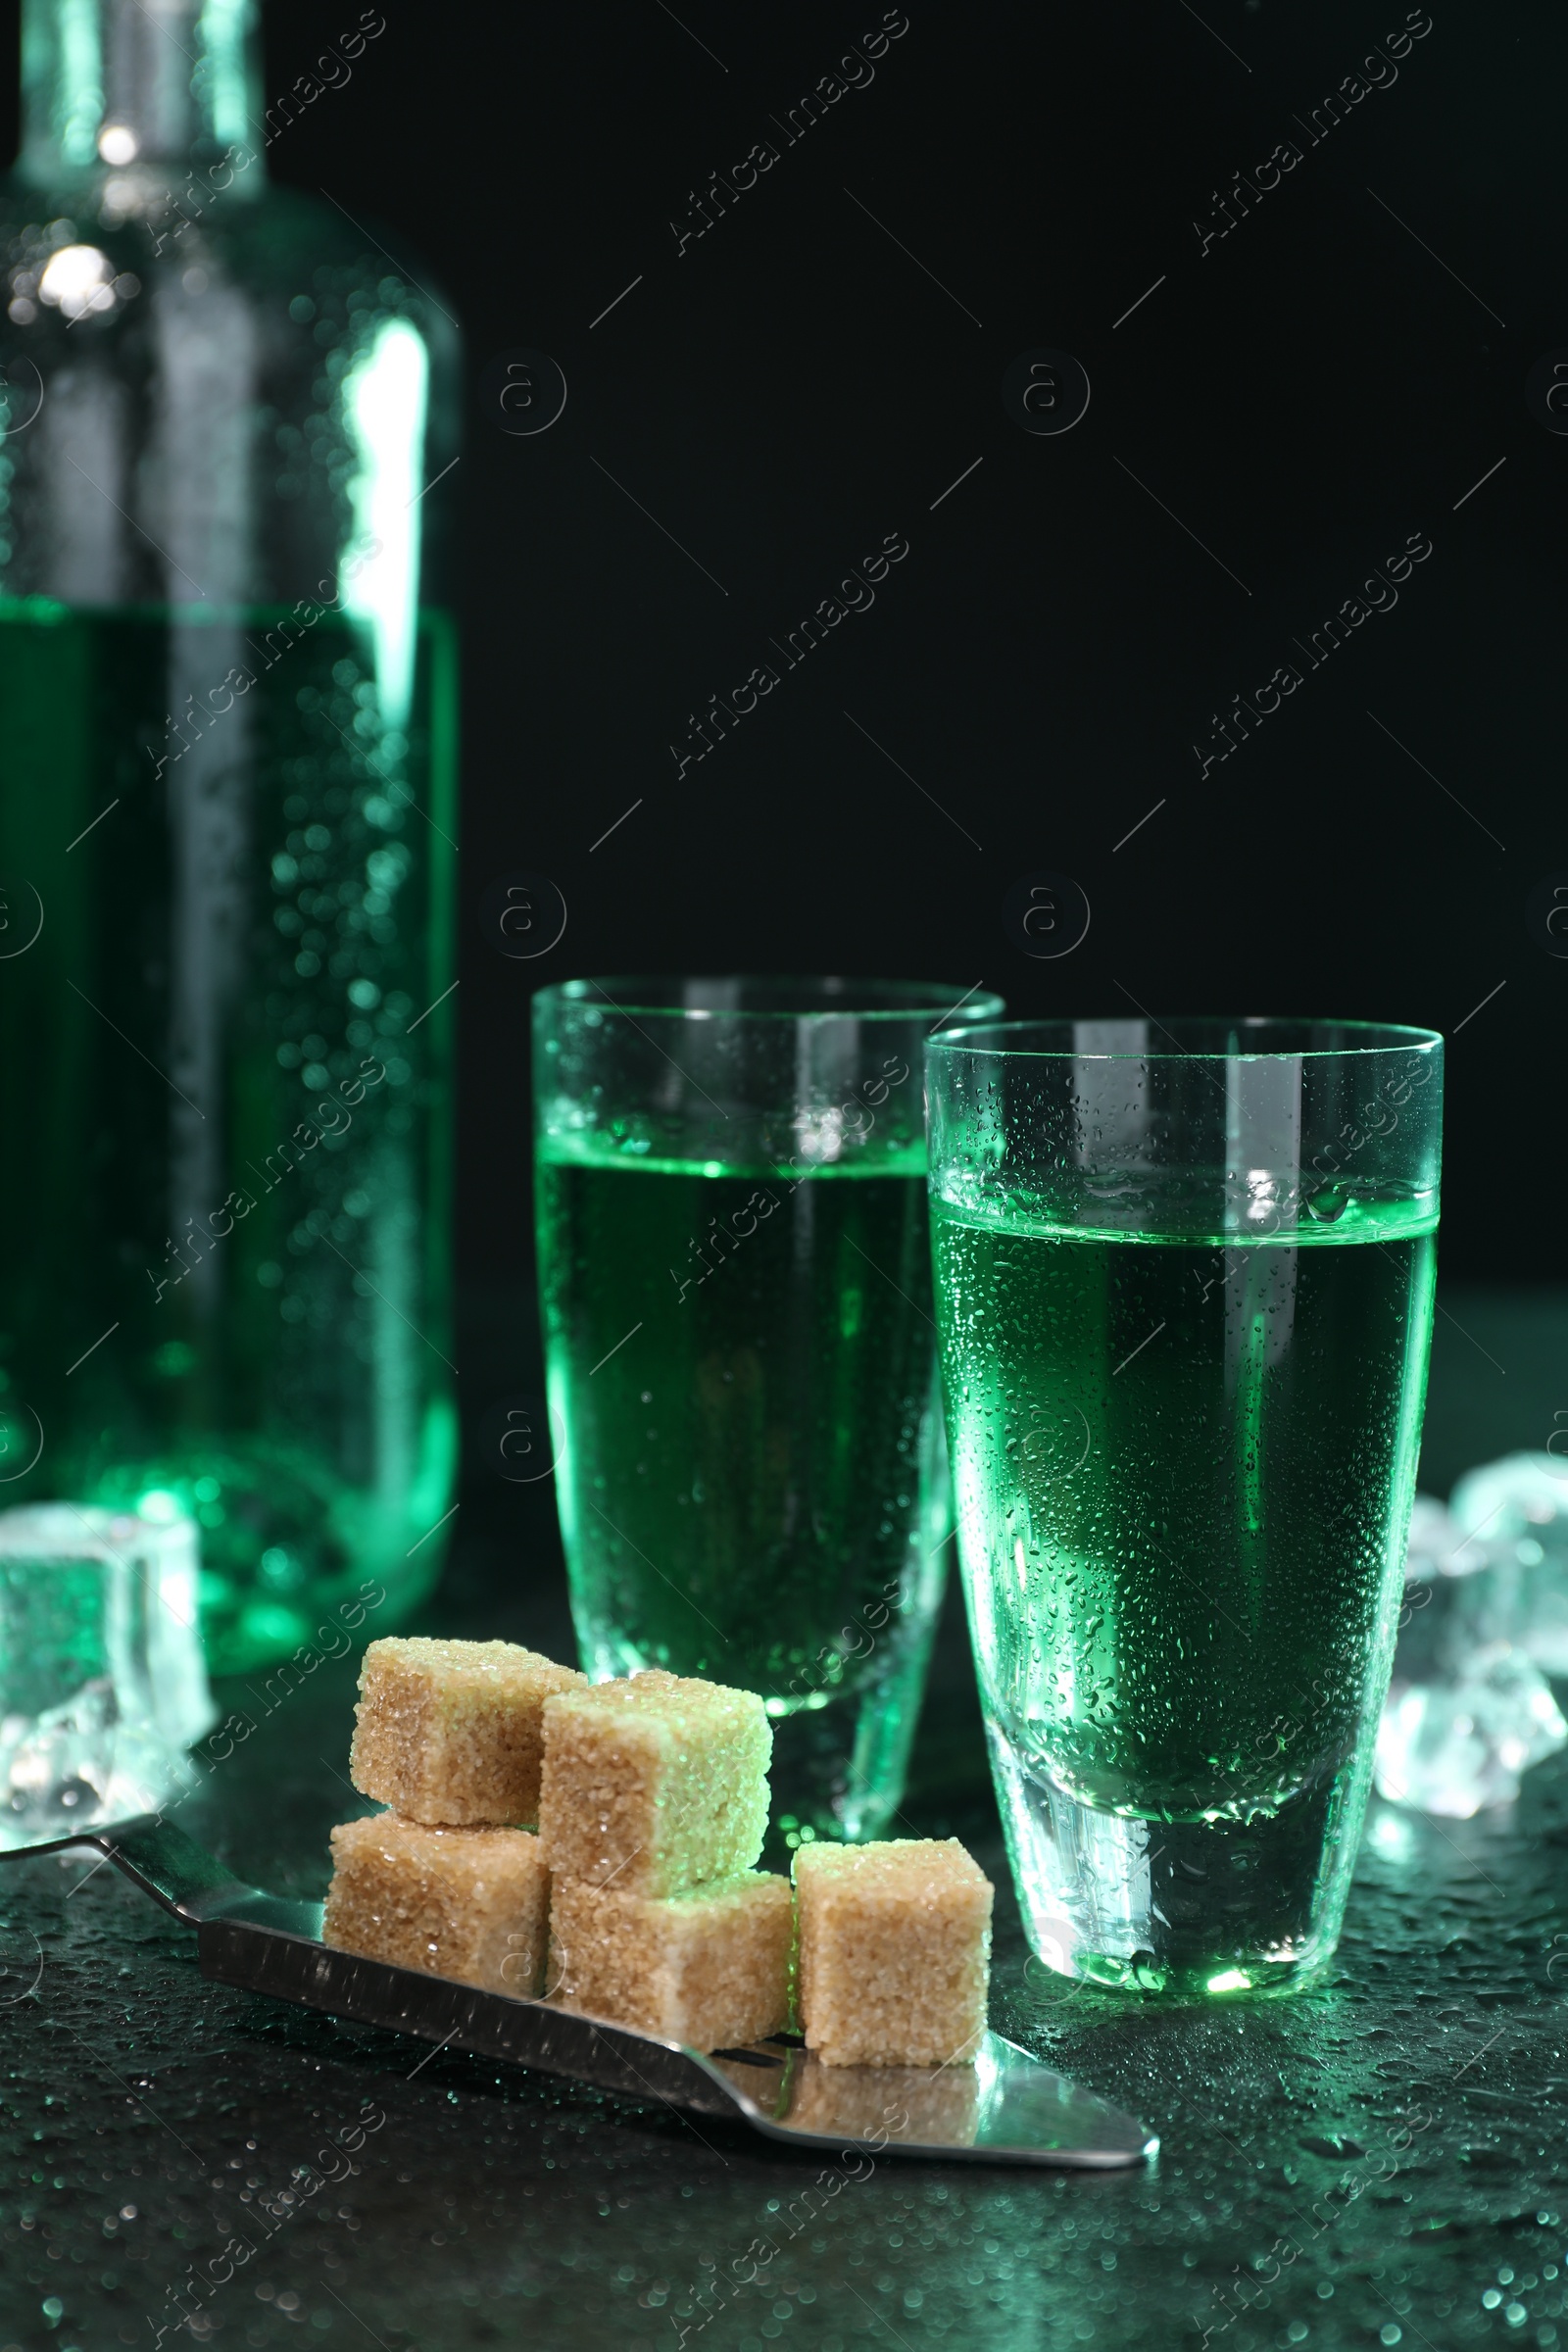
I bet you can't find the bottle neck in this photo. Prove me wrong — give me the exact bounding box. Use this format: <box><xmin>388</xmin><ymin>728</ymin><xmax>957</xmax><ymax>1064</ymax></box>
<box><xmin>18</xmin><ymin>0</ymin><xmax>265</xmax><ymax>186</ymax></box>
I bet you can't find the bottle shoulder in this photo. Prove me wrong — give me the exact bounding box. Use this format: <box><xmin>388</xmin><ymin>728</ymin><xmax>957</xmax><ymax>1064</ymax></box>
<box><xmin>0</xmin><ymin>172</ymin><xmax>459</xmax><ymax>607</ymax></box>
<box><xmin>0</xmin><ymin>172</ymin><xmax>460</xmax><ymax>368</ymax></box>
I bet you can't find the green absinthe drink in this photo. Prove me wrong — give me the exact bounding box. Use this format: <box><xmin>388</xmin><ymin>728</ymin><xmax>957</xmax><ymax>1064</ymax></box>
<box><xmin>926</xmin><ymin>1018</ymin><xmax>1443</xmax><ymax>1998</ymax></box>
<box><xmin>538</xmin><ymin>1151</ymin><xmax>940</xmax><ymax>1788</ymax></box>
<box><xmin>534</xmin><ymin>977</ymin><xmax>1003</xmax><ymax>1847</ymax></box>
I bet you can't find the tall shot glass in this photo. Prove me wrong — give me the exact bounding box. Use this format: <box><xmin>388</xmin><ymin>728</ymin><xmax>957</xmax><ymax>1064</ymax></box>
<box><xmin>924</xmin><ymin>1018</ymin><xmax>1443</xmax><ymax>1997</ymax></box>
<box><xmin>534</xmin><ymin>976</ymin><xmax>1004</xmax><ymax>1849</ymax></box>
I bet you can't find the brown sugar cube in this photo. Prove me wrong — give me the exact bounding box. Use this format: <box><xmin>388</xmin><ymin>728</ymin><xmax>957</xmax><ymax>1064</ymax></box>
<box><xmin>322</xmin><ymin>1814</ymin><xmax>551</xmax><ymax>1995</ymax></box>
<box><xmin>795</xmin><ymin>1838</ymin><xmax>993</xmax><ymax>2068</ymax></box>
<box><xmin>548</xmin><ymin>1872</ymin><xmax>792</xmax><ymax>2050</ymax></box>
<box><xmin>538</xmin><ymin>1670</ymin><xmax>770</xmax><ymax>1897</ymax></box>
<box><xmin>349</xmin><ymin>1637</ymin><xmax>585</xmax><ymax>1827</ymax></box>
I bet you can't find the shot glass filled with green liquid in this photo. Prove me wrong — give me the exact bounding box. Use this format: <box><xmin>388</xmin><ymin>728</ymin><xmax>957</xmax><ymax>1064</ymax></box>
<box><xmin>925</xmin><ymin>1018</ymin><xmax>1443</xmax><ymax>1997</ymax></box>
<box><xmin>534</xmin><ymin>976</ymin><xmax>1004</xmax><ymax>1848</ymax></box>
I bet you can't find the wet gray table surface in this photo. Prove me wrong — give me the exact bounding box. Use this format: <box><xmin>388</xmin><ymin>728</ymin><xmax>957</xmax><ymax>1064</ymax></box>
<box><xmin>1</xmin><ymin>1542</ymin><xmax>1565</xmax><ymax>2352</ymax></box>
<box><xmin>4</xmin><ymin>1275</ymin><xmax>1567</xmax><ymax>2352</ymax></box>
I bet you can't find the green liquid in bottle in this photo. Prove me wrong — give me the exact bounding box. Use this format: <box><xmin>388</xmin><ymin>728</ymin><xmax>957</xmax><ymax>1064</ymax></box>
<box><xmin>0</xmin><ymin>603</ymin><xmax>457</xmax><ymax>1672</ymax></box>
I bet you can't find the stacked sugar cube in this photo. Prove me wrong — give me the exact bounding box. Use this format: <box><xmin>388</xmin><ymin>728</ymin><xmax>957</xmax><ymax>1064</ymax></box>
<box><xmin>322</xmin><ymin>1638</ymin><xmax>583</xmax><ymax>1995</ymax></box>
<box><xmin>323</xmin><ymin>1637</ymin><xmax>993</xmax><ymax>2065</ymax></box>
<box><xmin>539</xmin><ymin>1670</ymin><xmax>793</xmax><ymax>2050</ymax></box>
<box><xmin>321</xmin><ymin>1641</ymin><xmax>794</xmax><ymax>2048</ymax></box>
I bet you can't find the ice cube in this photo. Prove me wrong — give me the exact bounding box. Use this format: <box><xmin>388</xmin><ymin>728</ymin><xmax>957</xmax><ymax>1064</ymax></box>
<box><xmin>1389</xmin><ymin>1494</ymin><xmax>1475</xmax><ymax>1688</ymax></box>
<box><xmin>1404</xmin><ymin>1492</ymin><xmax>1469</xmax><ymax>1581</ymax></box>
<box><xmin>1448</xmin><ymin>1453</ymin><xmax>1568</xmax><ymax>1675</ymax></box>
<box><xmin>1376</xmin><ymin>1642</ymin><xmax>1568</xmax><ymax>1818</ymax></box>
<box><xmin>0</xmin><ymin>1505</ymin><xmax>216</xmax><ymax>1843</ymax></box>
<box><xmin>1378</xmin><ymin>1479</ymin><xmax>1568</xmax><ymax>1818</ymax></box>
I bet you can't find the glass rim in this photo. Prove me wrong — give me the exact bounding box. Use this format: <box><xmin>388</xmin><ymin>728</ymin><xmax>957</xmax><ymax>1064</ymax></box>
<box><xmin>534</xmin><ymin>974</ymin><xmax>1007</xmax><ymax>1024</ymax></box>
<box><xmin>926</xmin><ymin>1014</ymin><xmax>1444</xmax><ymax>1062</ymax></box>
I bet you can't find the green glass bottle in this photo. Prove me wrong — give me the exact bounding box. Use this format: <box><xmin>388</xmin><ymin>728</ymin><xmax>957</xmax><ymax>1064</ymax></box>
<box><xmin>0</xmin><ymin>1</ymin><xmax>459</xmax><ymax>1671</ymax></box>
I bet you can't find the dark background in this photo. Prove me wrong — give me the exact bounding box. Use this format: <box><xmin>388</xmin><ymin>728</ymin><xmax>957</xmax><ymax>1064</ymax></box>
<box><xmin>1</xmin><ymin>24</ymin><xmax>1566</xmax><ymax>2346</ymax></box>
<box><xmin>5</xmin><ymin>0</ymin><xmax>1564</xmax><ymax>1544</ymax></box>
